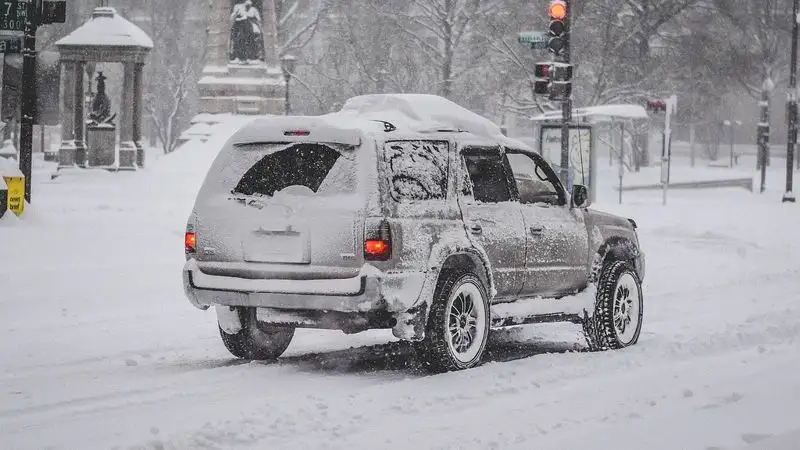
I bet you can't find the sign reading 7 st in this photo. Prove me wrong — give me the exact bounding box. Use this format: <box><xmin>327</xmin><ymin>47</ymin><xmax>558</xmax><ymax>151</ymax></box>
<box><xmin>1</xmin><ymin>0</ymin><xmax>28</xmax><ymax>33</ymax></box>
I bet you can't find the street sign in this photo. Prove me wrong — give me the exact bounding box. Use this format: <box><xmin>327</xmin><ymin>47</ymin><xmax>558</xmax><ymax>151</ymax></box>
<box><xmin>0</xmin><ymin>0</ymin><xmax>28</xmax><ymax>33</ymax></box>
<box><xmin>518</xmin><ymin>31</ymin><xmax>548</xmax><ymax>43</ymax></box>
<box><xmin>0</xmin><ymin>35</ymin><xmax>21</xmax><ymax>52</ymax></box>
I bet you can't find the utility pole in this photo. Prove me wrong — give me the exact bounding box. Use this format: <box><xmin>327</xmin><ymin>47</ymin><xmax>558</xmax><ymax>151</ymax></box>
<box><xmin>15</xmin><ymin>0</ymin><xmax>65</xmax><ymax>203</ymax></box>
<box><xmin>783</xmin><ymin>0</ymin><xmax>798</xmax><ymax>203</ymax></box>
<box><xmin>19</xmin><ymin>0</ymin><xmax>41</xmax><ymax>204</ymax></box>
<box><xmin>559</xmin><ymin>0</ymin><xmax>571</xmax><ymax>192</ymax></box>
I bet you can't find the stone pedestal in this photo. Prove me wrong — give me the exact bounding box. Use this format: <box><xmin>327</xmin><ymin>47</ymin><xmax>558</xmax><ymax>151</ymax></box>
<box><xmin>87</xmin><ymin>125</ymin><xmax>116</xmax><ymax>167</ymax></box>
<box><xmin>118</xmin><ymin>142</ymin><xmax>137</xmax><ymax>170</ymax></box>
<box><xmin>198</xmin><ymin>64</ymin><xmax>284</xmax><ymax>115</ymax></box>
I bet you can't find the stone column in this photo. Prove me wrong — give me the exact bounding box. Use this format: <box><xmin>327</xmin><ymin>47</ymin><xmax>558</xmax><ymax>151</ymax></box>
<box><xmin>261</xmin><ymin>0</ymin><xmax>280</xmax><ymax>67</ymax></box>
<box><xmin>118</xmin><ymin>61</ymin><xmax>136</xmax><ymax>170</ymax></box>
<box><xmin>204</xmin><ymin>1</ymin><xmax>232</xmax><ymax>71</ymax></box>
<box><xmin>57</xmin><ymin>60</ymin><xmax>76</xmax><ymax>168</ymax></box>
<box><xmin>73</xmin><ymin>61</ymin><xmax>86</xmax><ymax>167</ymax></box>
<box><xmin>133</xmin><ymin>62</ymin><xmax>144</xmax><ymax>168</ymax></box>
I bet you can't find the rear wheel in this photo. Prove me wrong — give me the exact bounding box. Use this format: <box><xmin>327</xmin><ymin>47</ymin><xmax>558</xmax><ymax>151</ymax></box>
<box><xmin>583</xmin><ymin>260</ymin><xmax>643</xmax><ymax>351</ymax></box>
<box><xmin>219</xmin><ymin>307</ymin><xmax>295</xmax><ymax>360</ymax></box>
<box><xmin>417</xmin><ymin>271</ymin><xmax>490</xmax><ymax>372</ymax></box>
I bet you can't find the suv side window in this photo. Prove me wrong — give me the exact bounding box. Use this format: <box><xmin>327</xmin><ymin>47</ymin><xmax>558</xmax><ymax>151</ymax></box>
<box><xmin>506</xmin><ymin>151</ymin><xmax>565</xmax><ymax>206</ymax></box>
<box><xmin>384</xmin><ymin>140</ymin><xmax>449</xmax><ymax>201</ymax></box>
<box><xmin>462</xmin><ymin>149</ymin><xmax>514</xmax><ymax>203</ymax></box>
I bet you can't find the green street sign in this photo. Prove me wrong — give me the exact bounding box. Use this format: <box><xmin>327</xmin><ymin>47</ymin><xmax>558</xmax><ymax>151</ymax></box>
<box><xmin>1</xmin><ymin>0</ymin><xmax>28</xmax><ymax>33</ymax></box>
<box><xmin>518</xmin><ymin>31</ymin><xmax>549</xmax><ymax>50</ymax></box>
<box><xmin>518</xmin><ymin>31</ymin><xmax>548</xmax><ymax>44</ymax></box>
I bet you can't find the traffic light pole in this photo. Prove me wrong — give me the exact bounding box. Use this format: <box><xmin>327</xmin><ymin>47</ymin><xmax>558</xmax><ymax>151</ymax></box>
<box><xmin>19</xmin><ymin>0</ymin><xmax>41</xmax><ymax>204</ymax></box>
<box><xmin>558</xmin><ymin>0</ymin><xmax>571</xmax><ymax>191</ymax></box>
<box><xmin>783</xmin><ymin>0</ymin><xmax>798</xmax><ymax>203</ymax></box>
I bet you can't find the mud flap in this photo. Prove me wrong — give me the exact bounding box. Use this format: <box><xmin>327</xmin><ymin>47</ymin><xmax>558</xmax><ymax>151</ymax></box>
<box><xmin>216</xmin><ymin>306</ymin><xmax>243</xmax><ymax>334</ymax></box>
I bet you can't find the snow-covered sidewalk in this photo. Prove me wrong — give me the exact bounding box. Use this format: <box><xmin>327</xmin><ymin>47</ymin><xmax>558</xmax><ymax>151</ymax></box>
<box><xmin>1</xmin><ymin>133</ymin><xmax>799</xmax><ymax>450</ymax></box>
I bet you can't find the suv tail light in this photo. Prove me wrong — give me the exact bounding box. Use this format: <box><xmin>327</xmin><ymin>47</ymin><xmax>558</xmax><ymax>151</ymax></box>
<box><xmin>185</xmin><ymin>232</ymin><xmax>197</xmax><ymax>254</ymax></box>
<box><xmin>364</xmin><ymin>219</ymin><xmax>392</xmax><ymax>261</ymax></box>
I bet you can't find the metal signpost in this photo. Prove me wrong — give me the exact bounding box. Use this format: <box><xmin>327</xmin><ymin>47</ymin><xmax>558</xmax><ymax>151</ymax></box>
<box><xmin>1</xmin><ymin>0</ymin><xmax>65</xmax><ymax>204</ymax></box>
<box><xmin>660</xmin><ymin>95</ymin><xmax>677</xmax><ymax>206</ymax></box>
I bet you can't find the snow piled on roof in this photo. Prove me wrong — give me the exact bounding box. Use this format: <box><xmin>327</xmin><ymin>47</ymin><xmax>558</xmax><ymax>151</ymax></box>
<box><xmin>336</xmin><ymin>94</ymin><xmax>506</xmax><ymax>138</ymax></box>
<box><xmin>56</xmin><ymin>7</ymin><xmax>153</xmax><ymax>49</ymax></box>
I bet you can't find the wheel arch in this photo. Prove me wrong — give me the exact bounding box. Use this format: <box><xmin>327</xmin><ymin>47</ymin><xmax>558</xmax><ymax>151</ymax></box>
<box><xmin>592</xmin><ymin>237</ymin><xmax>642</xmax><ymax>283</ymax></box>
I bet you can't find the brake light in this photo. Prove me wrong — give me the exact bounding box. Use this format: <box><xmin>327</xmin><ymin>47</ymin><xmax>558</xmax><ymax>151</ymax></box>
<box><xmin>185</xmin><ymin>232</ymin><xmax>196</xmax><ymax>253</ymax></box>
<box><xmin>284</xmin><ymin>130</ymin><xmax>311</xmax><ymax>136</ymax></box>
<box><xmin>365</xmin><ymin>239</ymin><xmax>390</xmax><ymax>258</ymax></box>
<box><xmin>364</xmin><ymin>220</ymin><xmax>392</xmax><ymax>261</ymax></box>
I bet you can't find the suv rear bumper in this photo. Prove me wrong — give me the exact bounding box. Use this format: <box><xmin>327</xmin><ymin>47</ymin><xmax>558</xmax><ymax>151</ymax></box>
<box><xmin>182</xmin><ymin>258</ymin><xmax>426</xmax><ymax>314</ymax></box>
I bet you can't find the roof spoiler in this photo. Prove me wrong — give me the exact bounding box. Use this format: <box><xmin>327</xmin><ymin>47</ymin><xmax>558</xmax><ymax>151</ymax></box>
<box><xmin>231</xmin><ymin>118</ymin><xmax>362</xmax><ymax>147</ymax></box>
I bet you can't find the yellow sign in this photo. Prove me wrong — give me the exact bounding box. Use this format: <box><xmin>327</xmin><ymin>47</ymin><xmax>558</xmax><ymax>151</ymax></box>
<box><xmin>3</xmin><ymin>175</ymin><xmax>24</xmax><ymax>216</ymax></box>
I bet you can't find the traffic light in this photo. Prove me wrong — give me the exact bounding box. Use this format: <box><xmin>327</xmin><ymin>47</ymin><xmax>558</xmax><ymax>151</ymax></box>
<box><xmin>534</xmin><ymin>62</ymin><xmax>552</xmax><ymax>95</ymax></box>
<box><xmin>40</xmin><ymin>1</ymin><xmax>67</xmax><ymax>24</ymax></box>
<box><xmin>547</xmin><ymin>0</ymin><xmax>568</xmax><ymax>56</ymax></box>
<box><xmin>533</xmin><ymin>62</ymin><xmax>572</xmax><ymax>101</ymax></box>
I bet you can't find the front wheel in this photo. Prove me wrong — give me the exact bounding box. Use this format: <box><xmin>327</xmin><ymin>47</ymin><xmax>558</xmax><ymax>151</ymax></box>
<box><xmin>583</xmin><ymin>260</ymin><xmax>643</xmax><ymax>351</ymax></box>
<box><xmin>416</xmin><ymin>271</ymin><xmax>490</xmax><ymax>372</ymax></box>
<box><xmin>219</xmin><ymin>307</ymin><xmax>295</xmax><ymax>360</ymax></box>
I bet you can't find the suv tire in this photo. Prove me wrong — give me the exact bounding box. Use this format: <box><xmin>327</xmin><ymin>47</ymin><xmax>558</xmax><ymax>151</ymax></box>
<box><xmin>583</xmin><ymin>260</ymin><xmax>643</xmax><ymax>351</ymax></box>
<box><xmin>219</xmin><ymin>307</ymin><xmax>295</xmax><ymax>360</ymax></box>
<box><xmin>417</xmin><ymin>270</ymin><xmax>490</xmax><ymax>372</ymax></box>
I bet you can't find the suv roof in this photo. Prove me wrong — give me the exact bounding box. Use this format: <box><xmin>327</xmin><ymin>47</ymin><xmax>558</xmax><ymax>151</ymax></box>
<box><xmin>229</xmin><ymin>94</ymin><xmax>535</xmax><ymax>153</ymax></box>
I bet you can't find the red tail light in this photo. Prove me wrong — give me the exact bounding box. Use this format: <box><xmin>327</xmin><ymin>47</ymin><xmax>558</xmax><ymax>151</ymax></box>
<box><xmin>185</xmin><ymin>232</ymin><xmax>196</xmax><ymax>253</ymax></box>
<box><xmin>364</xmin><ymin>220</ymin><xmax>392</xmax><ymax>261</ymax></box>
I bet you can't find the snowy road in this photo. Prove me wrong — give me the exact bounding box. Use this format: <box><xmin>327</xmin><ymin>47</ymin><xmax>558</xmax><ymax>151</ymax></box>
<box><xmin>1</xmin><ymin>138</ymin><xmax>799</xmax><ymax>450</ymax></box>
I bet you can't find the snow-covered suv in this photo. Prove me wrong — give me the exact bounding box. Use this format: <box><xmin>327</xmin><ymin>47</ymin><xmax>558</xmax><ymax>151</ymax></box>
<box><xmin>182</xmin><ymin>94</ymin><xmax>645</xmax><ymax>372</ymax></box>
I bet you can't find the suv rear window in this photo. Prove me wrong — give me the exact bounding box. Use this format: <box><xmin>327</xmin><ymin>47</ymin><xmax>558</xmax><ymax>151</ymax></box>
<box><xmin>384</xmin><ymin>140</ymin><xmax>449</xmax><ymax>201</ymax></box>
<box><xmin>202</xmin><ymin>143</ymin><xmax>357</xmax><ymax>198</ymax></box>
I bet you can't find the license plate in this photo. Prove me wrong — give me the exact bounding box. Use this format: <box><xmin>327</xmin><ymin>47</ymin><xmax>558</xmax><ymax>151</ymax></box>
<box><xmin>243</xmin><ymin>232</ymin><xmax>308</xmax><ymax>263</ymax></box>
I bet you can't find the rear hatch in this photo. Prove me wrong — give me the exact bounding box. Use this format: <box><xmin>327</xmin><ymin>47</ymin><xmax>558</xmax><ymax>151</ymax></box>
<box><xmin>192</xmin><ymin>134</ymin><xmax>368</xmax><ymax>280</ymax></box>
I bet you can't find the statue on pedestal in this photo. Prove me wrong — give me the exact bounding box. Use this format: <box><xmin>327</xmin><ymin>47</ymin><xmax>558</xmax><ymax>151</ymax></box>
<box><xmin>230</xmin><ymin>0</ymin><xmax>265</xmax><ymax>64</ymax></box>
<box><xmin>88</xmin><ymin>71</ymin><xmax>116</xmax><ymax>126</ymax></box>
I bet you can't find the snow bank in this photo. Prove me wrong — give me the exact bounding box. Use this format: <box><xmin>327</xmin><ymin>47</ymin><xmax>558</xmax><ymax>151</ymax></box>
<box><xmin>0</xmin><ymin>156</ymin><xmax>23</xmax><ymax>177</ymax></box>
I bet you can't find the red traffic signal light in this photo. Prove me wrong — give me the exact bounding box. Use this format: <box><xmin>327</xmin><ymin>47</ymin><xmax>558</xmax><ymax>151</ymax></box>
<box><xmin>534</xmin><ymin>63</ymin><xmax>551</xmax><ymax>78</ymax></box>
<box><xmin>547</xmin><ymin>0</ymin><xmax>568</xmax><ymax>55</ymax></box>
<box><xmin>548</xmin><ymin>0</ymin><xmax>567</xmax><ymax>20</ymax></box>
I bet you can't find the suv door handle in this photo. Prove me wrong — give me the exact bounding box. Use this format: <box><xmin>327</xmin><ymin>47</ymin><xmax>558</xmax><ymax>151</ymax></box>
<box><xmin>530</xmin><ymin>226</ymin><xmax>545</xmax><ymax>236</ymax></box>
<box><xmin>470</xmin><ymin>223</ymin><xmax>483</xmax><ymax>235</ymax></box>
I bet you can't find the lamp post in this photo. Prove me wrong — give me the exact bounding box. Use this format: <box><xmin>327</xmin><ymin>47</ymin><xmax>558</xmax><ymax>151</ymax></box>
<box><xmin>722</xmin><ymin>119</ymin><xmax>742</xmax><ymax>168</ymax></box>
<box><xmin>281</xmin><ymin>54</ymin><xmax>297</xmax><ymax>116</ymax></box>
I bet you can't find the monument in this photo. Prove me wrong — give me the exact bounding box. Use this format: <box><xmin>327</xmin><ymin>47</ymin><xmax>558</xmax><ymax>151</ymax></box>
<box><xmin>86</xmin><ymin>71</ymin><xmax>117</xmax><ymax>167</ymax></box>
<box><xmin>55</xmin><ymin>7</ymin><xmax>152</xmax><ymax>171</ymax></box>
<box><xmin>198</xmin><ymin>0</ymin><xmax>285</xmax><ymax>115</ymax></box>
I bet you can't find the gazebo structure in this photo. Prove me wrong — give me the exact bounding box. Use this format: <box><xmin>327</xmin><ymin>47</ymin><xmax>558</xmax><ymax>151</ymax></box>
<box><xmin>55</xmin><ymin>7</ymin><xmax>153</xmax><ymax>172</ymax></box>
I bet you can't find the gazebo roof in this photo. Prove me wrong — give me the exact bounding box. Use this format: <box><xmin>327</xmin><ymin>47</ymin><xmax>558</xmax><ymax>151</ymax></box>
<box><xmin>56</xmin><ymin>7</ymin><xmax>153</xmax><ymax>49</ymax></box>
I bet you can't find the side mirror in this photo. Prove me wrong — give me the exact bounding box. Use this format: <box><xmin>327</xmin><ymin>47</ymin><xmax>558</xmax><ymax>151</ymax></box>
<box><xmin>571</xmin><ymin>184</ymin><xmax>591</xmax><ymax>209</ymax></box>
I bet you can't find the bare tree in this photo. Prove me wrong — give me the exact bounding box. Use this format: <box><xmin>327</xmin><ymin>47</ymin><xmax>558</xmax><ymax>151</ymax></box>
<box><xmin>140</xmin><ymin>0</ymin><xmax>208</xmax><ymax>154</ymax></box>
